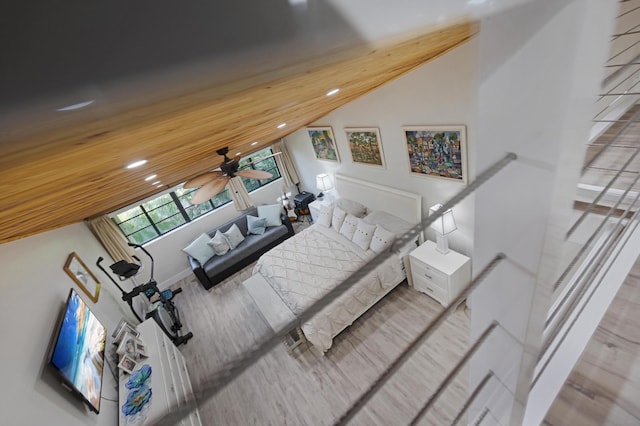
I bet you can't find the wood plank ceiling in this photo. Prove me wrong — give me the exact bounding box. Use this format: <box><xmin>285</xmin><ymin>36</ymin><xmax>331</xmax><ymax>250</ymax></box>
<box><xmin>0</xmin><ymin>20</ymin><xmax>477</xmax><ymax>244</ymax></box>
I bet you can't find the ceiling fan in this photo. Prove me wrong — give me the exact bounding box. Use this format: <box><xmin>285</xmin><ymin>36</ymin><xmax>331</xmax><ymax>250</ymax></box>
<box><xmin>184</xmin><ymin>147</ymin><xmax>277</xmax><ymax>204</ymax></box>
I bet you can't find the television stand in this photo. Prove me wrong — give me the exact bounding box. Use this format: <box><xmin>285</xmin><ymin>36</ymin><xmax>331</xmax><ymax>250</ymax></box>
<box><xmin>118</xmin><ymin>319</ymin><xmax>202</xmax><ymax>425</ymax></box>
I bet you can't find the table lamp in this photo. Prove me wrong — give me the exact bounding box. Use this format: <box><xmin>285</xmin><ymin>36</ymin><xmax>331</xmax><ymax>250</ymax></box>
<box><xmin>429</xmin><ymin>203</ymin><xmax>457</xmax><ymax>254</ymax></box>
<box><xmin>316</xmin><ymin>173</ymin><xmax>334</xmax><ymax>201</ymax></box>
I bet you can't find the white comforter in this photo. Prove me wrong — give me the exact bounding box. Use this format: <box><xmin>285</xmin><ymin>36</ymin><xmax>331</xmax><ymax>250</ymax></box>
<box><xmin>252</xmin><ymin>224</ymin><xmax>405</xmax><ymax>352</ymax></box>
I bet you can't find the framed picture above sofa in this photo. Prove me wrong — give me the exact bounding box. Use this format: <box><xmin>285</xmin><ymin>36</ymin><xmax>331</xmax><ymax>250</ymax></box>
<box><xmin>345</xmin><ymin>127</ymin><xmax>386</xmax><ymax>168</ymax></box>
<box><xmin>403</xmin><ymin>125</ymin><xmax>467</xmax><ymax>184</ymax></box>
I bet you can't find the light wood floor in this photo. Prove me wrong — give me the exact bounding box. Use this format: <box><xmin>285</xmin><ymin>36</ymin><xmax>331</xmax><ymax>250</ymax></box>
<box><xmin>172</xmin><ymin>223</ymin><xmax>470</xmax><ymax>425</ymax></box>
<box><xmin>542</xmin><ymin>254</ymin><xmax>640</xmax><ymax>426</ymax></box>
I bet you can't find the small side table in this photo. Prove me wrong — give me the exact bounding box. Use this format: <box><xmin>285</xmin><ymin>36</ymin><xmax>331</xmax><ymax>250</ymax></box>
<box><xmin>407</xmin><ymin>240</ymin><xmax>471</xmax><ymax>307</ymax></box>
<box><xmin>308</xmin><ymin>199</ymin><xmax>332</xmax><ymax>223</ymax></box>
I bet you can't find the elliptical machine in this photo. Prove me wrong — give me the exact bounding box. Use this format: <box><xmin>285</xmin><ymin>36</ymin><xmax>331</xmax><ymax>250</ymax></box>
<box><xmin>97</xmin><ymin>242</ymin><xmax>193</xmax><ymax>346</ymax></box>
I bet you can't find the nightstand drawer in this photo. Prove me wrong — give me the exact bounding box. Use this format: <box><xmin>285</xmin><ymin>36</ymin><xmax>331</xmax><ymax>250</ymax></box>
<box><xmin>409</xmin><ymin>258</ymin><xmax>448</xmax><ymax>288</ymax></box>
<box><xmin>413</xmin><ymin>276</ymin><xmax>447</xmax><ymax>302</ymax></box>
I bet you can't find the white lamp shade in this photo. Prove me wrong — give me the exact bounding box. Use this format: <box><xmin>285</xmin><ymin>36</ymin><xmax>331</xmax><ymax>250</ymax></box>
<box><xmin>316</xmin><ymin>173</ymin><xmax>334</xmax><ymax>192</ymax></box>
<box><xmin>429</xmin><ymin>203</ymin><xmax>457</xmax><ymax>235</ymax></box>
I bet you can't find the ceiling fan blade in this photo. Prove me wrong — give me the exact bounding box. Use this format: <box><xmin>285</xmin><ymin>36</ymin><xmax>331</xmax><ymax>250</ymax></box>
<box><xmin>183</xmin><ymin>171</ymin><xmax>223</xmax><ymax>188</ymax></box>
<box><xmin>191</xmin><ymin>177</ymin><xmax>230</xmax><ymax>204</ymax></box>
<box><xmin>235</xmin><ymin>169</ymin><xmax>273</xmax><ymax>179</ymax></box>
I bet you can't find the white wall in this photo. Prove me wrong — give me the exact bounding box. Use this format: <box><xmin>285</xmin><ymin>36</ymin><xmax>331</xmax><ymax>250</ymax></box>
<box><xmin>470</xmin><ymin>1</ymin><xmax>617</xmax><ymax>424</ymax></box>
<box><xmin>0</xmin><ymin>223</ymin><xmax>133</xmax><ymax>425</ymax></box>
<box><xmin>283</xmin><ymin>39</ymin><xmax>479</xmax><ymax>257</ymax></box>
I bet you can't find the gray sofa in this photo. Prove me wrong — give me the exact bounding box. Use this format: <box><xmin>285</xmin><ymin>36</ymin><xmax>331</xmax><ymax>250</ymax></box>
<box><xmin>187</xmin><ymin>207</ymin><xmax>295</xmax><ymax>289</ymax></box>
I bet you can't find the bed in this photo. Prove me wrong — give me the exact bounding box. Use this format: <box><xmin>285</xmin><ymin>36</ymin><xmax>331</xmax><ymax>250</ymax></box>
<box><xmin>245</xmin><ymin>174</ymin><xmax>423</xmax><ymax>353</ymax></box>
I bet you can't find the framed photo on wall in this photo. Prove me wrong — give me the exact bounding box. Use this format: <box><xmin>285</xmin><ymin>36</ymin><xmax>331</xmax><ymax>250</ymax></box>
<box><xmin>403</xmin><ymin>125</ymin><xmax>467</xmax><ymax>184</ymax></box>
<box><xmin>345</xmin><ymin>127</ymin><xmax>386</xmax><ymax>168</ymax></box>
<box><xmin>307</xmin><ymin>126</ymin><xmax>340</xmax><ymax>162</ymax></box>
<box><xmin>63</xmin><ymin>252</ymin><xmax>101</xmax><ymax>303</ymax></box>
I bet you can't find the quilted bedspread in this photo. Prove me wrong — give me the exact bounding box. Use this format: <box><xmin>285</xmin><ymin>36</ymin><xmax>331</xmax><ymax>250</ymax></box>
<box><xmin>252</xmin><ymin>225</ymin><xmax>404</xmax><ymax>352</ymax></box>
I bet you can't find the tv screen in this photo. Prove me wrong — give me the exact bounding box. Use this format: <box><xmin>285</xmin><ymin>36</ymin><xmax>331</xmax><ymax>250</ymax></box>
<box><xmin>49</xmin><ymin>288</ymin><xmax>106</xmax><ymax>413</ymax></box>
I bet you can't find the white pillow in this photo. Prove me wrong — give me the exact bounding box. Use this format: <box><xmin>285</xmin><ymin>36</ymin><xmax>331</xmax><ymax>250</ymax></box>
<box><xmin>246</xmin><ymin>215</ymin><xmax>267</xmax><ymax>235</ymax></box>
<box><xmin>331</xmin><ymin>206</ymin><xmax>347</xmax><ymax>232</ymax></box>
<box><xmin>369</xmin><ymin>225</ymin><xmax>396</xmax><ymax>253</ymax></box>
<box><xmin>223</xmin><ymin>223</ymin><xmax>245</xmax><ymax>249</ymax></box>
<box><xmin>339</xmin><ymin>214</ymin><xmax>359</xmax><ymax>240</ymax></box>
<box><xmin>352</xmin><ymin>219</ymin><xmax>377</xmax><ymax>251</ymax></box>
<box><xmin>208</xmin><ymin>231</ymin><xmax>230</xmax><ymax>256</ymax></box>
<box><xmin>182</xmin><ymin>233</ymin><xmax>217</xmax><ymax>265</ymax></box>
<box><xmin>335</xmin><ymin>198</ymin><xmax>367</xmax><ymax>218</ymax></box>
<box><xmin>316</xmin><ymin>204</ymin><xmax>333</xmax><ymax>227</ymax></box>
<box><xmin>258</xmin><ymin>204</ymin><xmax>283</xmax><ymax>227</ymax></box>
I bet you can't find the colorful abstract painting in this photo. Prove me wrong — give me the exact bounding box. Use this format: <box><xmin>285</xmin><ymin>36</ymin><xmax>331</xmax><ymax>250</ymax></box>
<box><xmin>403</xmin><ymin>126</ymin><xmax>467</xmax><ymax>183</ymax></box>
<box><xmin>307</xmin><ymin>127</ymin><xmax>340</xmax><ymax>162</ymax></box>
<box><xmin>345</xmin><ymin>128</ymin><xmax>385</xmax><ymax>167</ymax></box>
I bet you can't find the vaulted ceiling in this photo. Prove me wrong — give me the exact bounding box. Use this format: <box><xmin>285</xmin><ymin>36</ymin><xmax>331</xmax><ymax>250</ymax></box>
<box><xmin>0</xmin><ymin>19</ymin><xmax>477</xmax><ymax>244</ymax></box>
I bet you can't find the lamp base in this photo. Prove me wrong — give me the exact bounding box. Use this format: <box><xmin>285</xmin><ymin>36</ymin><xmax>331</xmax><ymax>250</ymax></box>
<box><xmin>435</xmin><ymin>234</ymin><xmax>450</xmax><ymax>254</ymax></box>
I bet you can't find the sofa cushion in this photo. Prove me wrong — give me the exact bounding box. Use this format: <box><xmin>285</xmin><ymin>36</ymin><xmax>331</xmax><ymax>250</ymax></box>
<box><xmin>258</xmin><ymin>204</ymin><xmax>283</xmax><ymax>227</ymax></box>
<box><xmin>247</xmin><ymin>215</ymin><xmax>267</xmax><ymax>235</ymax></box>
<box><xmin>223</xmin><ymin>223</ymin><xmax>245</xmax><ymax>249</ymax></box>
<box><xmin>209</xmin><ymin>231</ymin><xmax>231</xmax><ymax>256</ymax></box>
<box><xmin>182</xmin><ymin>233</ymin><xmax>216</xmax><ymax>265</ymax></box>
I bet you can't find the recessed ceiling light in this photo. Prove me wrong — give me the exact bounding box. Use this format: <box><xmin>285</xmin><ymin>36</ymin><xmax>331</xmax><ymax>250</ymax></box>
<box><xmin>326</xmin><ymin>88</ymin><xmax>340</xmax><ymax>96</ymax></box>
<box><xmin>56</xmin><ymin>100</ymin><xmax>95</xmax><ymax>111</ymax></box>
<box><xmin>277</xmin><ymin>123</ymin><xmax>286</xmax><ymax>129</ymax></box>
<box><xmin>126</xmin><ymin>160</ymin><xmax>147</xmax><ymax>169</ymax></box>
<box><xmin>151</xmin><ymin>181</ymin><xmax>161</xmax><ymax>186</ymax></box>
<box><xmin>144</xmin><ymin>174</ymin><xmax>157</xmax><ymax>181</ymax></box>
<box><xmin>251</xmin><ymin>141</ymin><xmax>258</xmax><ymax>146</ymax></box>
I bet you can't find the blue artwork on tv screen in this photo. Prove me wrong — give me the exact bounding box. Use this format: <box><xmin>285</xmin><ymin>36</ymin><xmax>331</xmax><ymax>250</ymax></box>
<box><xmin>50</xmin><ymin>288</ymin><xmax>106</xmax><ymax>413</ymax></box>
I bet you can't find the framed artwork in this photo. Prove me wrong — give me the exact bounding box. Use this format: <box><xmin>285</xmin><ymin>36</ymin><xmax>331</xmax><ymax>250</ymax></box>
<box><xmin>63</xmin><ymin>252</ymin><xmax>101</xmax><ymax>303</ymax></box>
<box><xmin>118</xmin><ymin>354</ymin><xmax>138</xmax><ymax>374</ymax></box>
<box><xmin>403</xmin><ymin>126</ymin><xmax>468</xmax><ymax>183</ymax></box>
<box><xmin>307</xmin><ymin>126</ymin><xmax>340</xmax><ymax>162</ymax></box>
<box><xmin>345</xmin><ymin>127</ymin><xmax>386</xmax><ymax>168</ymax></box>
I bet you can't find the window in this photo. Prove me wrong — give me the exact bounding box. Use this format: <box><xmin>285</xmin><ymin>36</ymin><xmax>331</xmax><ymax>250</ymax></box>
<box><xmin>112</xmin><ymin>148</ymin><xmax>281</xmax><ymax>244</ymax></box>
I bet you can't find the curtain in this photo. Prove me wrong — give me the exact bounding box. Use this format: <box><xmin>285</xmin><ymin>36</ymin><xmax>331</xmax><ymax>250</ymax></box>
<box><xmin>273</xmin><ymin>139</ymin><xmax>300</xmax><ymax>189</ymax></box>
<box><xmin>85</xmin><ymin>215</ymin><xmax>135</xmax><ymax>263</ymax></box>
<box><xmin>228</xmin><ymin>176</ymin><xmax>254</xmax><ymax>210</ymax></box>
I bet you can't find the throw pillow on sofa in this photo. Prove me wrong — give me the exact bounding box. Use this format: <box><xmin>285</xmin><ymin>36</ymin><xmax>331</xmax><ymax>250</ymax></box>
<box><xmin>182</xmin><ymin>233</ymin><xmax>217</xmax><ymax>265</ymax></box>
<box><xmin>247</xmin><ymin>215</ymin><xmax>267</xmax><ymax>235</ymax></box>
<box><xmin>257</xmin><ymin>204</ymin><xmax>282</xmax><ymax>227</ymax></box>
<box><xmin>223</xmin><ymin>223</ymin><xmax>245</xmax><ymax>249</ymax></box>
<box><xmin>209</xmin><ymin>231</ymin><xmax>231</xmax><ymax>256</ymax></box>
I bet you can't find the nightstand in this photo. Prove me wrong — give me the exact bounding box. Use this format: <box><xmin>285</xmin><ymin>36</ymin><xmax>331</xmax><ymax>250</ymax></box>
<box><xmin>308</xmin><ymin>199</ymin><xmax>331</xmax><ymax>223</ymax></box>
<box><xmin>407</xmin><ymin>240</ymin><xmax>471</xmax><ymax>307</ymax></box>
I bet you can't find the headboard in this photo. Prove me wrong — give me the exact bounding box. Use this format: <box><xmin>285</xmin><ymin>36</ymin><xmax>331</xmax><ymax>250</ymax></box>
<box><xmin>334</xmin><ymin>174</ymin><xmax>422</xmax><ymax>227</ymax></box>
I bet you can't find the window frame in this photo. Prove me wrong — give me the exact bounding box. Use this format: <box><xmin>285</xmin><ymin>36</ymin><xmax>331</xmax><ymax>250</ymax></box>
<box><xmin>111</xmin><ymin>147</ymin><xmax>281</xmax><ymax>245</ymax></box>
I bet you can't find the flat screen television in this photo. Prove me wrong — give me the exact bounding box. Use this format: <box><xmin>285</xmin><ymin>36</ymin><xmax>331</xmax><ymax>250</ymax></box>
<box><xmin>49</xmin><ymin>288</ymin><xmax>106</xmax><ymax>414</ymax></box>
